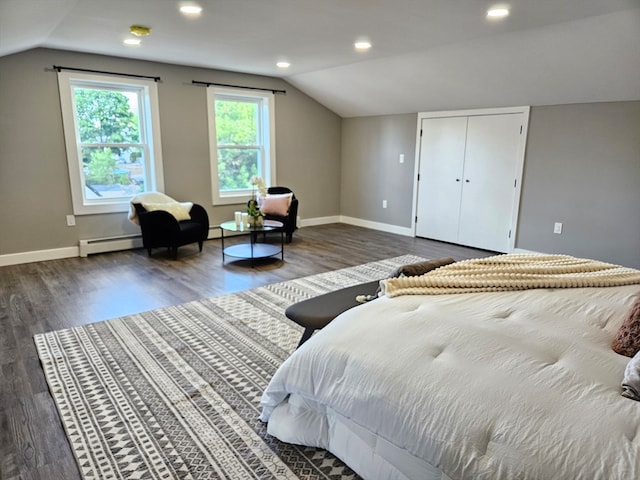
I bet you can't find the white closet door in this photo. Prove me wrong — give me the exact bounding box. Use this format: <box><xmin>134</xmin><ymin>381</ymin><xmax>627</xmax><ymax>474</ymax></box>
<box><xmin>415</xmin><ymin>116</ymin><xmax>467</xmax><ymax>242</ymax></box>
<box><xmin>457</xmin><ymin>113</ymin><xmax>523</xmax><ymax>252</ymax></box>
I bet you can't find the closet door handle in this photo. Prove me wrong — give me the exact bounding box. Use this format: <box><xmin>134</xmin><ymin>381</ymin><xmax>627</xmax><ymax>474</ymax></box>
<box><xmin>455</xmin><ymin>178</ymin><xmax>460</xmax><ymax>182</ymax></box>
<box><xmin>465</xmin><ymin>179</ymin><xmax>470</xmax><ymax>183</ymax></box>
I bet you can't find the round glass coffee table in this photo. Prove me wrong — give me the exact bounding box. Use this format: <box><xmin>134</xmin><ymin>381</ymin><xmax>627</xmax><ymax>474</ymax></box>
<box><xmin>219</xmin><ymin>219</ymin><xmax>284</xmax><ymax>266</ymax></box>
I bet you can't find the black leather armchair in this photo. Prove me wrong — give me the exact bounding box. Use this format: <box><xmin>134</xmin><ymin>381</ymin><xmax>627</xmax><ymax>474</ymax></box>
<box><xmin>132</xmin><ymin>202</ymin><xmax>209</xmax><ymax>259</ymax></box>
<box><xmin>263</xmin><ymin>186</ymin><xmax>298</xmax><ymax>243</ymax></box>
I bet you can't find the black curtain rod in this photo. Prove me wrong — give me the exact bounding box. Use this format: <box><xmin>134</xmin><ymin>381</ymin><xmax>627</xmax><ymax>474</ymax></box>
<box><xmin>192</xmin><ymin>80</ymin><xmax>286</xmax><ymax>95</ymax></box>
<box><xmin>53</xmin><ymin>65</ymin><xmax>161</xmax><ymax>82</ymax></box>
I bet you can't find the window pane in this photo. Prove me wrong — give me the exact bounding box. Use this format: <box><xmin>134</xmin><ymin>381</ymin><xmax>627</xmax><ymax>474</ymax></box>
<box><xmin>73</xmin><ymin>87</ymin><xmax>140</xmax><ymax>144</ymax></box>
<box><xmin>59</xmin><ymin>71</ymin><xmax>163</xmax><ymax>214</ymax></box>
<box><xmin>81</xmin><ymin>146</ymin><xmax>144</xmax><ymax>199</ymax></box>
<box><xmin>215</xmin><ymin>99</ymin><xmax>258</xmax><ymax>145</ymax></box>
<box><xmin>217</xmin><ymin>147</ymin><xmax>259</xmax><ymax>190</ymax></box>
<box><xmin>207</xmin><ymin>87</ymin><xmax>274</xmax><ymax>205</ymax></box>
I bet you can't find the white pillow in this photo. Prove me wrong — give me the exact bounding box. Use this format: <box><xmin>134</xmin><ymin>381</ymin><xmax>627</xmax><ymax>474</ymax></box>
<box><xmin>260</xmin><ymin>193</ymin><xmax>292</xmax><ymax>216</ymax></box>
<box><xmin>142</xmin><ymin>202</ymin><xmax>192</xmax><ymax>221</ymax></box>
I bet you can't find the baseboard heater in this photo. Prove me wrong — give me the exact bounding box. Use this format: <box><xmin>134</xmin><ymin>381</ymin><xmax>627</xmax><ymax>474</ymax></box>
<box><xmin>79</xmin><ymin>234</ymin><xmax>143</xmax><ymax>257</ymax></box>
<box><xmin>78</xmin><ymin>227</ymin><xmax>220</xmax><ymax>257</ymax></box>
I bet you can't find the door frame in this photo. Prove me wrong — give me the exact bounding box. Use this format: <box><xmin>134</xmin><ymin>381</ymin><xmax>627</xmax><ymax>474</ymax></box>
<box><xmin>411</xmin><ymin>106</ymin><xmax>530</xmax><ymax>252</ymax></box>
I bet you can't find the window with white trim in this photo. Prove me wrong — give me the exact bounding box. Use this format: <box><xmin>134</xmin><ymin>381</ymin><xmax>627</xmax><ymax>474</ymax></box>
<box><xmin>206</xmin><ymin>87</ymin><xmax>275</xmax><ymax>205</ymax></box>
<box><xmin>57</xmin><ymin>71</ymin><xmax>164</xmax><ymax>215</ymax></box>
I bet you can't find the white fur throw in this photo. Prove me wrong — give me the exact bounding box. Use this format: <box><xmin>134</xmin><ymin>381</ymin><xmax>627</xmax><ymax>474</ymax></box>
<box><xmin>128</xmin><ymin>192</ymin><xmax>193</xmax><ymax>225</ymax></box>
<box><xmin>379</xmin><ymin>253</ymin><xmax>640</xmax><ymax>297</ymax></box>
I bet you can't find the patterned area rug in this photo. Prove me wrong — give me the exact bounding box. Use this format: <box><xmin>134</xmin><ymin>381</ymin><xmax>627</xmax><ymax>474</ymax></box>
<box><xmin>34</xmin><ymin>255</ymin><xmax>424</xmax><ymax>479</ymax></box>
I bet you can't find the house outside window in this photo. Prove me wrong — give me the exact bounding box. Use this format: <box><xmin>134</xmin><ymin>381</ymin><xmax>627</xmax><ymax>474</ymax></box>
<box><xmin>206</xmin><ymin>86</ymin><xmax>275</xmax><ymax>205</ymax></box>
<box><xmin>57</xmin><ymin>71</ymin><xmax>164</xmax><ymax>215</ymax></box>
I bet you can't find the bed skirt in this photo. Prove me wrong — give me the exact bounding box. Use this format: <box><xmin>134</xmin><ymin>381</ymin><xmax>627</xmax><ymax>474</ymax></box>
<box><xmin>267</xmin><ymin>393</ymin><xmax>453</xmax><ymax>480</ymax></box>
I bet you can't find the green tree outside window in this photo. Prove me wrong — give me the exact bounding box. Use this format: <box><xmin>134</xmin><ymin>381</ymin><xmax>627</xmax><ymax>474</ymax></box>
<box><xmin>215</xmin><ymin>98</ymin><xmax>261</xmax><ymax>190</ymax></box>
<box><xmin>73</xmin><ymin>87</ymin><xmax>143</xmax><ymax>195</ymax></box>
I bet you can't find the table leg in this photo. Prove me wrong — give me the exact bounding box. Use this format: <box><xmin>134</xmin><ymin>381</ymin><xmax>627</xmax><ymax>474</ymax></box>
<box><xmin>220</xmin><ymin>227</ymin><xmax>225</xmax><ymax>263</ymax></box>
<box><xmin>280</xmin><ymin>229</ymin><xmax>284</xmax><ymax>260</ymax></box>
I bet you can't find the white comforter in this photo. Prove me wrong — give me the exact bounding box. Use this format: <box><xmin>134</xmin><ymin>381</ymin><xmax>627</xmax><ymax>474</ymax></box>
<box><xmin>261</xmin><ymin>285</ymin><xmax>640</xmax><ymax>480</ymax></box>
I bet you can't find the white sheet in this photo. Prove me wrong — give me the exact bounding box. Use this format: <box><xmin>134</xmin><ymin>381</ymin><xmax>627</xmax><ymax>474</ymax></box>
<box><xmin>261</xmin><ymin>285</ymin><xmax>640</xmax><ymax>479</ymax></box>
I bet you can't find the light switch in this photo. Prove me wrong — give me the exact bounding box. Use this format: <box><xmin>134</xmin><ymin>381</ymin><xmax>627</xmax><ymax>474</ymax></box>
<box><xmin>553</xmin><ymin>222</ymin><xmax>562</xmax><ymax>234</ymax></box>
<box><xmin>399</xmin><ymin>154</ymin><xmax>405</xmax><ymax>164</ymax></box>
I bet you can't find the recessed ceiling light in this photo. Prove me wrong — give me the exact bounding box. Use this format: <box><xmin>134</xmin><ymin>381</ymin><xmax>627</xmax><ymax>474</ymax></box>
<box><xmin>180</xmin><ymin>4</ymin><xmax>202</xmax><ymax>16</ymax></box>
<box><xmin>276</xmin><ymin>61</ymin><xmax>291</xmax><ymax>69</ymax></box>
<box><xmin>124</xmin><ymin>38</ymin><xmax>142</xmax><ymax>46</ymax></box>
<box><xmin>487</xmin><ymin>7</ymin><xmax>510</xmax><ymax>18</ymax></box>
<box><xmin>354</xmin><ymin>41</ymin><xmax>371</xmax><ymax>51</ymax></box>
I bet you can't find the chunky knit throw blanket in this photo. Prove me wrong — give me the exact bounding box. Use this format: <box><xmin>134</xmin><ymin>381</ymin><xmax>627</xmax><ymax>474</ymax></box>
<box><xmin>379</xmin><ymin>254</ymin><xmax>640</xmax><ymax>298</ymax></box>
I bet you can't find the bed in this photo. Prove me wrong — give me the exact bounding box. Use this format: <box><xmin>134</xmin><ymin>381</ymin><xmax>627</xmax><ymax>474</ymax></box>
<box><xmin>260</xmin><ymin>254</ymin><xmax>640</xmax><ymax>480</ymax></box>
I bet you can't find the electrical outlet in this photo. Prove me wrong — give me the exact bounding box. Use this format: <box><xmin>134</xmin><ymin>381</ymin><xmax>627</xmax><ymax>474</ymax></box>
<box><xmin>553</xmin><ymin>222</ymin><xmax>562</xmax><ymax>234</ymax></box>
<box><xmin>382</xmin><ymin>200</ymin><xmax>388</xmax><ymax>209</ymax></box>
<box><xmin>66</xmin><ymin>214</ymin><xmax>76</xmax><ymax>226</ymax></box>
<box><xmin>399</xmin><ymin>154</ymin><xmax>405</xmax><ymax>164</ymax></box>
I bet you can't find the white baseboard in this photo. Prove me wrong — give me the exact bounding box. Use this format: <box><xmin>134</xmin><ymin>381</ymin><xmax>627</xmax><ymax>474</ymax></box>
<box><xmin>339</xmin><ymin>216</ymin><xmax>414</xmax><ymax>237</ymax></box>
<box><xmin>299</xmin><ymin>215</ymin><xmax>341</xmax><ymax>227</ymax></box>
<box><xmin>0</xmin><ymin>217</ymin><xmax>415</xmax><ymax>266</ymax></box>
<box><xmin>299</xmin><ymin>215</ymin><xmax>413</xmax><ymax>237</ymax></box>
<box><xmin>0</xmin><ymin>246</ymin><xmax>79</xmax><ymax>267</ymax></box>
<box><xmin>79</xmin><ymin>227</ymin><xmax>228</xmax><ymax>256</ymax></box>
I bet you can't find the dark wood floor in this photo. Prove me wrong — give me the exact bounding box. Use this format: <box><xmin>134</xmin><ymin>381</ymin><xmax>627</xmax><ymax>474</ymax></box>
<box><xmin>0</xmin><ymin>223</ymin><xmax>493</xmax><ymax>480</ymax></box>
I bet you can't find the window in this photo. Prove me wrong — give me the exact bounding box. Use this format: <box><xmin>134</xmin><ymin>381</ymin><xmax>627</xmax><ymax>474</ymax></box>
<box><xmin>58</xmin><ymin>71</ymin><xmax>164</xmax><ymax>214</ymax></box>
<box><xmin>206</xmin><ymin>86</ymin><xmax>275</xmax><ymax>205</ymax></box>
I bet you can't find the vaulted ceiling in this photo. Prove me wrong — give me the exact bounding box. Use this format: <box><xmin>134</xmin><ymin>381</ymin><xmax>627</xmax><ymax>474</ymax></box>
<box><xmin>1</xmin><ymin>0</ymin><xmax>639</xmax><ymax>117</ymax></box>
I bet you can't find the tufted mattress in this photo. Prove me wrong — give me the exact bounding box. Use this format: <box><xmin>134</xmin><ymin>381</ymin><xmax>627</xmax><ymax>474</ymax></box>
<box><xmin>260</xmin><ymin>285</ymin><xmax>640</xmax><ymax>479</ymax></box>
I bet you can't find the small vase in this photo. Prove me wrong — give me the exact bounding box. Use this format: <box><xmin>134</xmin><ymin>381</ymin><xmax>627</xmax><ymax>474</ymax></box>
<box><xmin>247</xmin><ymin>215</ymin><xmax>263</xmax><ymax>228</ymax></box>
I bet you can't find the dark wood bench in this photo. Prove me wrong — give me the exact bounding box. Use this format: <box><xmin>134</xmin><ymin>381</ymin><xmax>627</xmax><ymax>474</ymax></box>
<box><xmin>285</xmin><ymin>258</ymin><xmax>456</xmax><ymax>348</ymax></box>
<box><xmin>285</xmin><ymin>280</ymin><xmax>380</xmax><ymax>348</ymax></box>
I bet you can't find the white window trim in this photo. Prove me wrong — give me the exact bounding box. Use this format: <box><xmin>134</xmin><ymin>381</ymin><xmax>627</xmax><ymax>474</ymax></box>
<box><xmin>57</xmin><ymin>71</ymin><xmax>164</xmax><ymax>215</ymax></box>
<box><xmin>206</xmin><ymin>86</ymin><xmax>276</xmax><ymax>206</ymax></box>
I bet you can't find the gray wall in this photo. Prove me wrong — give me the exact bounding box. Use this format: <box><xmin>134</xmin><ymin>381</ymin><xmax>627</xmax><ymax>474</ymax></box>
<box><xmin>518</xmin><ymin>101</ymin><xmax>640</xmax><ymax>268</ymax></box>
<box><xmin>340</xmin><ymin>103</ymin><xmax>640</xmax><ymax>268</ymax></box>
<box><xmin>2</xmin><ymin>49</ymin><xmax>638</xmax><ymax>269</ymax></box>
<box><xmin>341</xmin><ymin>114</ymin><xmax>417</xmax><ymax>225</ymax></box>
<box><xmin>0</xmin><ymin>48</ymin><xmax>341</xmax><ymax>255</ymax></box>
